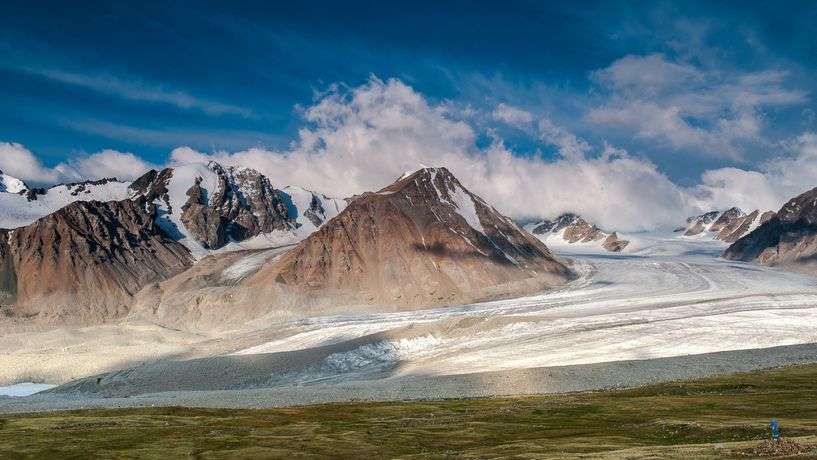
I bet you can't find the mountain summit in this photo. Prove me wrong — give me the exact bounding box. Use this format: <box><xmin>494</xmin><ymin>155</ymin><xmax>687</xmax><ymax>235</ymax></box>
<box><xmin>0</xmin><ymin>170</ymin><xmax>28</xmax><ymax>194</ymax></box>
<box><xmin>724</xmin><ymin>186</ymin><xmax>817</xmax><ymax>274</ymax></box>
<box><xmin>249</xmin><ymin>167</ymin><xmax>572</xmax><ymax>310</ymax></box>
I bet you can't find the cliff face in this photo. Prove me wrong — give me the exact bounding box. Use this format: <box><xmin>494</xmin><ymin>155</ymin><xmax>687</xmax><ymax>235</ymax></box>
<box><xmin>130</xmin><ymin>163</ymin><xmax>292</xmax><ymax>252</ymax></box>
<box><xmin>249</xmin><ymin>168</ymin><xmax>571</xmax><ymax>310</ymax></box>
<box><xmin>0</xmin><ymin>198</ymin><xmax>193</xmax><ymax>322</ymax></box>
<box><xmin>724</xmin><ymin>186</ymin><xmax>817</xmax><ymax>273</ymax></box>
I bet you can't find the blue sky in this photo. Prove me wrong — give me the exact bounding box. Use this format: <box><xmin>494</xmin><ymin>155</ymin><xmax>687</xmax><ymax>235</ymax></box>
<box><xmin>1</xmin><ymin>1</ymin><xmax>817</xmax><ymax>229</ymax></box>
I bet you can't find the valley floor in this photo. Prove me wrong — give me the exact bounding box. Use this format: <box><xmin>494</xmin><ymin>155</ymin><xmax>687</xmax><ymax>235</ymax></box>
<box><xmin>2</xmin><ymin>232</ymin><xmax>817</xmax><ymax>410</ymax></box>
<box><xmin>2</xmin><ymin>363</ymin><xmax>817</xmax><ymax>458</ymax></box>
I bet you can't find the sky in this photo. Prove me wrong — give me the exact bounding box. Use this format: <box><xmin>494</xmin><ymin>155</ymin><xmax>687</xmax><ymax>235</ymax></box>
<box><xmin>1</xmin><ymin>1</ymin><xmax>816</xmax><ymax>230</ymax></box>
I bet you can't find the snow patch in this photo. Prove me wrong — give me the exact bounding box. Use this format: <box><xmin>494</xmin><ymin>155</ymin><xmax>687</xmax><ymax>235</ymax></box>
<box><xmin>0</xmin><ymin>171</ymin><xmax>27</xmax><ymax>194</ymax></box>
<box><xmin>447</xmin><ymin>184</ymin><xmax>486</xmax><ymax>236</ymax></box>
<box><xmin>0</xmin><ymin>181</ymin><xmax>131</xmax><ymax>229</ymax></box>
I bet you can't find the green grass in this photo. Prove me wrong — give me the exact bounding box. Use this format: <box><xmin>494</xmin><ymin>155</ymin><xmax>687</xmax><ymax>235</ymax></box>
<box><xmin>3</xmin><ymin>365</ymin><xmax>817</xmax><ymax>459</ymax></box>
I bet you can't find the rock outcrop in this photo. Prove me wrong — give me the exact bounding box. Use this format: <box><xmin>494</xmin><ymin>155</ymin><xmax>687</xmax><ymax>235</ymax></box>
<box><xmin>129</xmin><ymin>162</ymin><xmax>292</xmax><ymax>251</ymax></box>
<box><xmin>682</xmin><ymin>207</ymin><xmax>774</xmax><ymax>243</ymax></box>
<box><xmin>248</xmin><ymin>167</ymin><xmax>572</xmax><ymax>311</ymax></box>
<box><xmin>0</xmin><ymin>198</ymin><xmax>193</xmax><ymax>322</ymax></box>
<box><xmin>724</xmin><ymin>186</ymin><xmax>817</xmax><ymax>273</ymax></box>
<box><xmin>279</xmin><ymin>186</ymin><xmax>347</xmax><ymax>233</ymax></box>
<box><xmin>527</xmin><ymin>214</ymin><xmax>628</xmax><ymax>252</ymax></box>
<box><xmin>602</xmin><ymin>232</ymin><xmax>630</xmax><ymax>252</ymax></box>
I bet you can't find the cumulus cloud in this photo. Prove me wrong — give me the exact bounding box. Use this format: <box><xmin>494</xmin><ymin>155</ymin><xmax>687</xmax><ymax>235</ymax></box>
<box><xmin>6</xmin><ymin>78</ymin><xmax>815</xmax><ymax>231</ymax></box>
<box><xmin>0</xmin><ymin>142</ymin><xmax>155</xmax><ymax>186</ymax></box>
<box><xmin>537</xmin><ymin>118</ymin><xmax>592</xmax><ymax>159</ymax></box>
<box><xmin>588</xmin><ymin>54</ymin><xmax>807</xmax><ymax>159</ymax></box>
<box><xmin>59</xmin><ymin>150</ymin><xmax>158</xmax><ymax>182</ymax></box>
<box><xmin>0</xmin><ymin>142</ymin><xmax>63</xmax><ymax>184</ymax></box>
<box><xmin>692</xmin><ymin>132</ymin><xmax>817</xmax><ymax>212</ymax></box>
<box><xmin>167</xmin><ymin>77</ymin><xmax>692</xmax><ymax>231</ymax></box>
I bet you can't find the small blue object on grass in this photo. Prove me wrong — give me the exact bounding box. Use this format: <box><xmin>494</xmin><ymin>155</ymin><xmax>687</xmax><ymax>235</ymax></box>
<box><xmin>770</xmin><ymin>419</ymin><xmax>779</xmax><ymax>442</ymax></box>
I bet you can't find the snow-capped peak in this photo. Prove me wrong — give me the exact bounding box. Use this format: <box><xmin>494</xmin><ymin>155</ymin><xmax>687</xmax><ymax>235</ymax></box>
<box><xmin>0</xmin><ymin>170</ymin><xmax>28</xmax><ymax>194</ymax></box>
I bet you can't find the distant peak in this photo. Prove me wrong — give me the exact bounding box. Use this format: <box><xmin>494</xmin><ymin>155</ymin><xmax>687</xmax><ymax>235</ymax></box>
<box><xmin>0</xmin><ymin>169</ymin><xmax>30</xmax><ymax>194</ymax></box>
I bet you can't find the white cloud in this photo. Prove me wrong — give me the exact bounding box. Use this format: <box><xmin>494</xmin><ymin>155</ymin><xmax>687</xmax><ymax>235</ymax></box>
<box><xmin>0</xmin><ymin>142</ymin><xmax>155</xmax><ymax>186</ymax></box>
<box><xmin>491</xmin><ymin>103</ymin><xmax>533</xmax><ymax>127</ymax></box>
<box><xmin>588</xmin><ymin>54</ymin><xmax>807</xmax><ymax>158</ymax></box>
<box><xmin>60</xmin><ymin>150</ymin><xmax>158</xmax><ymax>182</ymax></box>
<box><xmin>537</xmin><ymin>118</ymin><xmax>593</xmax><ymax>159</ymax></box>
<box><xmin>5</xmin><ymin>78</ymin><xmax>815</xmax><ymax>232</ymax></box>
<box><xmin>169</xmin><ymin>77</ymin><xmax>692</xmax><ymax>231</ymax></box>
<box><xmin>0</xmin><ymin>142</ymin><xmax>63</xmax><ymax>184</ymax></box>
<box><xmin>591</xmin><ymin>53</ymin><xmax>704</xmax><ymax>97</ymax></box>
<box><xmin>692</xmin><ymin>132</ymin><xmax>817</xmax><ymax>212</ymax></box>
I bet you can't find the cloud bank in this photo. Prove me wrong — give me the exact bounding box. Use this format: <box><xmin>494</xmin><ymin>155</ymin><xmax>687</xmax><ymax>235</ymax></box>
<box><xmin>588</xmin><ymin>54</ymin><xmax>807</xmax><ymax>159</ymax></box>
<box><xmin>4</xmin><ymin>76</ymin><xmax>816</xmax><ymax>232</ymax></box>
<box><xmin>0</xmin><ymin>142</ymin><xmax>156</xmax><ymax>185</ymax></box>
<box><xmin>167</xmin><ymin>77</ymin><xmax>817</xmax><ymax>231</ymax></box>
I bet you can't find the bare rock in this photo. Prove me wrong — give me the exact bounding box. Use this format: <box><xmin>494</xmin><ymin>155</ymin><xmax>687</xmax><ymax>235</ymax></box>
<box><xmin>602</xmin><ymin>232</ymin><xmax>630</xmax><ymax>252</ymax></box>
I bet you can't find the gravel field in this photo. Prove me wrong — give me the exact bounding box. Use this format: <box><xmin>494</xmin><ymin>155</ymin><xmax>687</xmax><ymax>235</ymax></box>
<box><xmin>2</xmin><ymin>342</ymin><xmax>817</xmax><ymax>414</ymax></box>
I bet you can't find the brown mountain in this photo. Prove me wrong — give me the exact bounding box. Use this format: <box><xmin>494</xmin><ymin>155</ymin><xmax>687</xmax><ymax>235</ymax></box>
<box><xmin>246</xmin><ymin>167</ymin><xmax>572</xmax><ymax>310</ymax></box>
<box><xmin>724</xmin><ymin>187</ymin><xmax>817</xmax><ymax>273</ymax></box>
<box><xmin>0</xmin><ymin>198</ymin><xmax>193</xmax><ymax>322</ymax></box>
<box><xmin>129</xmin><ymin>162</ymin><xmax>292</xmax><ymax>251</ymax></box>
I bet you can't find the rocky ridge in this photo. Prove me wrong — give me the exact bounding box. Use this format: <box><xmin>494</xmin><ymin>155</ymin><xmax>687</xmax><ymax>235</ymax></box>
<box><xmin>129</xmin><ymin>162</ymin><xmax>292</xmax><ymax>252</ymax></box>
<box><xmin>0</xmin><ymin>198</ymin><xmax>193</xmax><ymax>321</ymax></box>
<box><xmin>724</xmin><ymin>186</ymin><xmax>817</xmax><ymax>273</ymax></box>
<box><xmin>526</xmin><ymin>214</ymin><xmax>629</xmax><ymax>252</ymax></box>
<box><xmin>681</xmin><ymin>207</ymin><xmax>775</xmax><ymax>243</ymax></box>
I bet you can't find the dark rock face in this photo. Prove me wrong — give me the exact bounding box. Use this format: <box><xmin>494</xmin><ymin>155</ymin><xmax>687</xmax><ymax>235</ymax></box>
<box><xmin>129</xmin><ymin>163</ymin><xmax>292</xmax><ymax>250</ymax></box>
<box><xmin>708</xmin><ymin>207</ymin><xmax>743</xmax><ymax>233</ymax></box>
<box><xmin>0</xmin><ymin>198</ymin><xmax>193</xmax><ymax>321</ymax></box>
<box><xmin>532</xmin><ymin>214</ymin><xmax>577</xmax><ymax>235</ymax></box>
<box><xmin>253</xmin><ymin>167</ymin><xmax>572</xmax><ymax>309</ymax></box>
<box><xmin>683</xmin><ymin>208</ymin><xmax>774</xmax><ymax>243</ymax></box>
<box><xmin>531</xmin><ymin>214</ymin><xmax>606</xmax><ymax>243</ymax></box>
<box><xmin>64</xmin><ymin>178</ymin><xmax>120</xmax><ymax>196</ymax></box>
<box><xmin>23</xmin><ymin>188</ymin><xmax>46</xmax><ymax>202</ymax></box>
<box><xmin>205</xmin><ymin>163</ymin><xmax>291</xmax><ymax>242</ymax></box>
<box><xmin>0</xmin><ymin>232</ymin><xmax>16</xmax><ymax>305</ymax></box>
<box><xmin>303</xmin><ymin>194</ymin><xmax>327</xmax><ymax>227</ymax></box>
<box><xmin>724</xmin><ymin>187</ymin><xmax>817</xmax><ymax>269</ymax></box>
<box><xmin>181</xmin><ymin>179</ymin><xmax>229</xmax><ymax>249</ymax></box>
<box><xmin>129</xmin><ymin>168</ymin><xmax>174</xmax><ymax>213</ymax></box>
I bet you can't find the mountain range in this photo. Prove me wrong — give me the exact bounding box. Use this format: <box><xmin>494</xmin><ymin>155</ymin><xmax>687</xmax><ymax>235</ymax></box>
<box><xmin>0</xmin><ymin>164</ymin><xmax>571</xmax><ymax>325</ymax></box>
<box><xmin>679</xmin><ymin>207</ymin><xmax>775</xmax><ymax>243</ymax></box>
<box><xmin>724</xmin><ymin>186</ymin><xmax>817</xmax><ymax>274</ymax></box>
<box><xmin>2</xmin><ymin>161</ymin><xmax>817</xmax><ymax>326</ymax></box>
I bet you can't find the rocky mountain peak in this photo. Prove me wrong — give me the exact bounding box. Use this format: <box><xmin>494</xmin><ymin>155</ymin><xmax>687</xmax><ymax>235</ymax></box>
<box><xmin>682</xmin><ymin>207</ymin><xmax>774</xmax><ymax>243</ymax></box>
<box><xmin>0</xmin><ymin>197</ymin><xmax>193</xmax><ymax>320</ymax></box>
<box><xmin>526</xmin><ymin>213</ymin><xmax>627</xmax><ymax>252</ymax></box>
<box><xmin>251</xmin><ymin>167</ymin><xmax>571</xmax><ymax>310</ymax></box>
<box><xmin>128</xmin><ymin>162</ymin><xmax>292</xmax><ymax>253</ymax></box>
<box><xmin>724</xmin><ymin>186</ymin><xmax>817</xmax><ymax>271</ymax></box>
<box><xmin>776</xmin><ymin>186</ymin><xmax>817</xmax><ymax>224</ymax></box>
